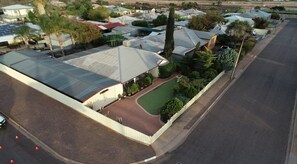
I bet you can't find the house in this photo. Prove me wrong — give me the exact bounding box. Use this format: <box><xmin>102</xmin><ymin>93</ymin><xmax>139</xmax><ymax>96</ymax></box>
<box><xmin>239</xmin><ymin>10</ymin><xmax>271</xmax><ymax>19</ymax></box>
<box><xmin>49</xmin><ymin>0</ymin><xmax>67</xmax><ymax>7</ymax></box>
<box><xmin>224</xmin><ymin>15</ymin><xmax>255</xmax><ymax>27</ymax></box>
<box><xmin>133</xmin><ymin>6</ymin><xmax>154</xmax><ymax>14</ymax></box>
<box><xmin>0</xmin><ymin>50</ymin><xmax>121</xmax><ymax>108</ymax></box>
<box><xmin>124</xmin><ymin>28</ymin><xmax>217</xmax><ymax>57</ymax></box>
<box><xmin>210</xmin><ymin>24</ymin><xmax>227</xmax><ymax>35</ymax></box>
<box><xmin>0</xmin><ymin>24</ymin><xmax>20</xmax><ymax>46</ymax></box>
<box><xmin>108</xmin><ymin>15</ymin><xmax>140</xmax><ymax>25</ymax></box>
<box><xmin>86</xmin><ymin>21</ymin><xmax>126</xmax><ymax>32</ymax></box>
<box><xmin>0</xmin><ymin>4</ymin><xmax>34</xmax><ymax>23</ymax></box>
<box><xmin>0</xmin><ymin>47</ymin><xmax>167</xmax><ymax>110</ymax></box>
<box><xmin>108</xmin><ymin>6</ymin><xmax>132</xmax><ymax>15</ymax></box>
<box><xmin>61</xmin><ymin>46</ymin><xmax>168</xmax><ymax>110</ymax></box>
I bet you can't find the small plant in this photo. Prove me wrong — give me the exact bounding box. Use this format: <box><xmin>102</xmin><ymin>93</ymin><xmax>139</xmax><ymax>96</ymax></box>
<box><xmin>129</xmin><ymin>83</ymin><xmax>139</xmax><ymax>94</ymax></box>
<box><xmin>160</xmin><ymin>98</ymin><xmax>183</xmax><ymax>123</ymax></box>
<box><xmin>144</xmin><ymin>76</ymin><xmax>152</xmax><ymax>86</ymax></box>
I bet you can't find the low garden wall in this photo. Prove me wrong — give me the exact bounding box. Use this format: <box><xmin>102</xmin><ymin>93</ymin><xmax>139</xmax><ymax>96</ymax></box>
<box><xmin>150</xmin><ymin>71</ymin><xmax>225</xmax><ymax>143</ymax></box>
<box><xmin>0</xmin><ymin>63</ymin><xmax>224</xmax><ymax>145</ymax></box>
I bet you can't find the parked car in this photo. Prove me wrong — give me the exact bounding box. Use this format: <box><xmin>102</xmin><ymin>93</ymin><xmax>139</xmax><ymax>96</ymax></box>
<box><xmin>0</xmin><ymin>113</ymin><xmax>7</xmax><ymax>128</ymax></box>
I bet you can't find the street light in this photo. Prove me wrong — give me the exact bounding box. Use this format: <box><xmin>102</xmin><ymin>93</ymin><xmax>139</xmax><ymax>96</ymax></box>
<box><xmin>230</xmin><ymin>34</ymin><xmax>248</xmax><ymax>79</ymax></box>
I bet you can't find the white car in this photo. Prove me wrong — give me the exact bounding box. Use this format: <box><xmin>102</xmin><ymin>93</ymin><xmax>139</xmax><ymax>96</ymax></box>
<box><xmin>0</xmin><ymin>114</ymin><xmax>7</xmax><ymax>128</ymax></box>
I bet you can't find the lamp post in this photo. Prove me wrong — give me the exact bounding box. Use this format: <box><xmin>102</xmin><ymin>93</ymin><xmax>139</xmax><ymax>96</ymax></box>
<box><xmin>230</xmin><ymin>34</ymin><xmax>247</xmax><ymax>79</ymax></box>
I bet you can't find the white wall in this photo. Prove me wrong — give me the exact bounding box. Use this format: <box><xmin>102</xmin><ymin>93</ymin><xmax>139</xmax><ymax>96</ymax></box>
<box><xmin>84</xmin><ymin>84</ymin><xmax>123</xmax><ymax>111</ymax></box>
<box><xmin>3</xmin><ymin>9</ymin><xmax>32</xmax><ymax>16</ymax></box>
<box><xmin>149</xmin><ymin>67</ymin><xmax>159</xmax><ymax>78</ymax></box>
<box><xmin>0</xmin><ymin>63</ymin><xmax>225</xmax><ymax>145</ymax></box>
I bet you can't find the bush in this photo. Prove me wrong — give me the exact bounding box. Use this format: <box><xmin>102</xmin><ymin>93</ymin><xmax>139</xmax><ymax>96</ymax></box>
<box><xmin>145</xmin><ymin>73</ymin><xmax>154</xmax><ymax>81</ymax></box>
<box><xmin>218</xmin><ymin>48</ymin><xmax>238</xmax><ymax>71</ymax></box>
<box><xmin>144</xmin><ymin>76</ymin><xmax>152</xmax><ymax>86</ymax></box>
<box><xmin>132</xmin><ymin>20</ymin><xmax>148</xmax><ymax>27</ymax></box>
<box><xmin>159</xmin><ymin>62</ymin><xmax>176</xmax><ymax>78</ymax></box>
<box><xmin>175</xmin><ymin>94</ymin><xmax>190</xmax><ymax>104</ymax></box>
<box><xmin>203</xmin><ymin>68</ymin><xmax>218</xmax><ymax>81</ymax></box>
<box><xmin>160</xmin><ymin>98</ymin><xmax>183</xmax><ymax>123</ymax></box>
<box><xmin>137</xmin><ymin>79</ymin><xmax>145</xmax><ymax>88</ymax></box>
<box><xmin>242</xmin><ymin>37</ymin><xmax>256</xmax><ymax>53</ymax></box>
<box><xmin>127</xmin><ymin>83</ymin><xmax>139</xmax><ymax>95</ymax></box>
<box><xmin>189</xmin><ymin>71</ymin><xmax>200</xmax><ymax>79</ymax></box>
<box><xmin>191</xmin><ymin>78</ymin><xmax>207</xmax><ymax>91</ymax></box>
<box><xmin>186</xmin><ymin>86</ymin><xmax>198</xmax><ymax>98</ymax></box>
<box><xmin>271</xmin><ymin>13</ymin><xmax>280</xmax><ymax>20</ymax></box>
<box><xmin>254</xmin><ymin>17</ymin><xmax>269</xmax><ymax>29</ymax></box>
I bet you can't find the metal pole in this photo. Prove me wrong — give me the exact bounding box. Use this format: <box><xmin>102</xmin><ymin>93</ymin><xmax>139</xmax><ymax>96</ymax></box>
<box><xmin>231</xmin><ymin>35</ymin><xmax>246</xmax><ymax>79</ymax></box>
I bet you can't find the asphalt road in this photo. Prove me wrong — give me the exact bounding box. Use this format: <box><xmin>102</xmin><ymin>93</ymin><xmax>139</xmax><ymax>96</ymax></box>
<box><xmin>156</xmin><ymin>19</ymin><xmax>297</xmax><ymax>164</ymax></box>
<box><xmin>0</xmin><ymin>123</ymin><xmax>62</xmax><ymax>164</ymax></box>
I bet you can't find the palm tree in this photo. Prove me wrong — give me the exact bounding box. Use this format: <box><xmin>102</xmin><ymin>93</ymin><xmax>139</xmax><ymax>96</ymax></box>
<box><xmin>14</xmin><ymin>25</ymin><xmax>38</xmax><ymax>47</ymax></box>
<box><xmin>38</xmin><ymin>15</ymin><xmax>54</xmax><ymax>54</ymax></box>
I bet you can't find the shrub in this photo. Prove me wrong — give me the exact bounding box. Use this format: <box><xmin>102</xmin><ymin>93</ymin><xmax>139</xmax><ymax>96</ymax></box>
<box><xmin>186</xmin><ymin>86</ymin><xmax>198</xmax><ymax>98</ymax></box>
<box><xmin>132</xmin><ymin>20</ymin><xmax>148</xmax><ymax>27</ymax></box>
<box><xmin>191</xmin><ymin>79</ymin><xmax>207</xmax><ymax>91</ymax></box>
<box><xmin>204</xmin><ymin>68</ymin><xmax>218</xmax><ymax>81</ymax></box>
<box><xmin>254</xmin><ymin>17</ymin><xmax>269</xmax><ymax>29</ymax></box>
<box><xmin>144</xmin><ymin>76</ymin><xmax>152</xmax><ymax>86</ymax></box>
<box><xmin>145</xmin><ymin>73</ymin><xmax>154</xmax><ymax>81</ymax></box>
<box><xmin>160</xmin><ymin>98</ymin><xmax>183</xmax><ymax>123</ymax></box>
<box><xmin>137</xmin><ymin>79</ymin><xmax>145</xmax><ymax>88</ymax></box>
<box><xmin>271</xmin><ymin>13</ymin><xmax>280</xmax><ymax>20</ymax></box>
<box><xmin>242</xmin><ymin>37</ymin><xmax>256</xmax><ymax>53</ymax></box>
<box><xmin>128</xmin><ymin>83</ymin><xmax>139</xmax><ymax>95</ymax></box>
<box><xmin>218</xmin><ymin>48</ymin><xmax>238</xmax><ymax>71</ymax></box>
<box><xmin>175</xmin><ymin>94</ymin><xmax>190</xmax><ymax>104</ymax></box>
<box><xmin>189</xmin><ymin>71</ymin><xmax>200</xmax><ymax>79</ymax></box>
<box><xmin>159</xmin><ymin>62</ymin><xmax>176</xmax><ymax>78</ymax></box>
<box><xmin>174</xmin><ymin>76</ymin><xmax>191</xmax><ymax>94</ymax></box>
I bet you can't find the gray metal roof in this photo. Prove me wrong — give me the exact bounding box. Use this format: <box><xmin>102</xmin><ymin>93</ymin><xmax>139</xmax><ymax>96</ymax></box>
<box><xmin>0</xmin><ymin>51</ymin><xmax>119</xmax><ymax>102</ymax></box>
<box><xmin>62</xmin><ymin>46</ymin><xmax>168</xmax><ymax>83</ymax></box>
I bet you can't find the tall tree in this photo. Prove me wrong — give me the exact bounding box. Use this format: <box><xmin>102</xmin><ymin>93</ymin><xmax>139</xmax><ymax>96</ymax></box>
<box><xmin>38</xmin><ymin>15</ymin><xmax>54</xmax><ymax>54</ymax></box>
<box><xmin>163</xmin><ymin>6</ymin><xmax>175</xmax><ymax>59</ymax></box>
<box><xmin>88</xmin><ymin>6</ymin><xmax>109</xmax><ymax>21</ymax></box>
<box><xmin>189</xmin><ymin>10</ymin><xmax>224</xmax><ymax>31</ymax></box>
<box><xmin>226</xmin><ymin>20</ymin><xmax>252</xmax><ymax>45</ymax></box>
<box><xmin>32</xmin><ymin>0</ymin><xmax>49</xmax><ymax>15</ymax></box>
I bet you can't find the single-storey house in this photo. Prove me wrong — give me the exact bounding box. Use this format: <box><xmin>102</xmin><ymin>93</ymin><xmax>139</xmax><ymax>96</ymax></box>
<box><xmin>61</xmin><ymin>46</ymin><xmax>168</xmax><ymax>110</ymax></box>
<box><xmin>239</xmin><ymin>10</ymin><xmax>271</xmax><ymax>20</ymax></box>
<box><xmin>0</xmin><ymin>47</ymin><xmax>167</xmax><ymax>111</ymax></box>
<box><xmin>210</xmin><ymin>24</ymin><xmax>227</xmax><ymax>35</ymax></box>
<box><xmin>124</xmin><ymin>28</ymin><xmax>216</xmax><ymax>57</ymax></box>
<box><xmin>224</xmin><ymin>15</ymin><xmax>255</xmax><ymax>27</ymax></box>
<box><xmin>0</xmin><ymin>4</ymin><xmax>34</xmax><ymax>23</ymax></box>
<box><xmin>108</xmin><ymin>15</ymin><xmax>140</xmax><ymax>25</ymax></box>
<box><xmin>0</xmin><ymin>24</ymin><xmax>20</xmax><ymax>46</ymax></box>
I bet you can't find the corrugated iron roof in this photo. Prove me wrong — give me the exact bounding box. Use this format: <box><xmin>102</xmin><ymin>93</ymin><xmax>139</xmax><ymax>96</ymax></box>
<box><xmin>0</xmin><ymin>51</ymin><xmax>119</xmax><ymax>102</ymax></box>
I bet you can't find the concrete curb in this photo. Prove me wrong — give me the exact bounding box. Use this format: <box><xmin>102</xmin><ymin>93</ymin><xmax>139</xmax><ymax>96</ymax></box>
<box><xmin>285</xmin><ymin>90</ymin><xmax>297</xmax><ymax>164</ymax></box>
<box><xmin>7</xmin><ymin>117</ymin><xmax>84</xmax><ymax>164</ymax></box>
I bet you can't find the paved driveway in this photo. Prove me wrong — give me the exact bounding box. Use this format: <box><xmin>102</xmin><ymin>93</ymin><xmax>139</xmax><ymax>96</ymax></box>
<box><xmin>102</xmin><ymin>77</ymin><xmax>177</xmax><ymax>136</ymax></box>
<box><xmin>0</xmin><ymin>72</ymin><xmax>154</xmax><ymax>163</ymax></box>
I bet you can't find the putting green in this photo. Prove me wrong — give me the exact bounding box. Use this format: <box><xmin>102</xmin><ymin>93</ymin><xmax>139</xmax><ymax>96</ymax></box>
<box><xmin>138</xmin><ymin>78</ymin><xmax>177</xmax><ymax>115</ymax></box>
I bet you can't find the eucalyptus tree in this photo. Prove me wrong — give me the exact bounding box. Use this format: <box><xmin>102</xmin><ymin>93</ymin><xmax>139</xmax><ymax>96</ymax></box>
<box><xmin>32</xmin><ymin>0</ymin><xmax>49</xmax><ymax>15</ymax></box>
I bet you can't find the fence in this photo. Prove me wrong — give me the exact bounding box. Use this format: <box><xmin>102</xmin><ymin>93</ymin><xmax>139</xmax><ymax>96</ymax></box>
<box><xmin>0</xmin><ymin>63</ymin><xmax>224</xmax><ymax>145</ymax></box>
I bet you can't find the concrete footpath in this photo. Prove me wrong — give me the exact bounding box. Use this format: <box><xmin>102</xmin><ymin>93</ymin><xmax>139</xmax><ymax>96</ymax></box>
<box><xmin>149</xmin><ymin>20</ymin><xmax>289</xmax><ymax>161</ymax></box>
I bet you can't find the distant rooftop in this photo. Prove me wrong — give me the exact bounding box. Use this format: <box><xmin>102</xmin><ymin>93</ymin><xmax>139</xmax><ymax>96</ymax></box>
<box><xmin>1</xmin><ymin>4</ymin><xmax>33</xmax><ymax>10</ymax></box>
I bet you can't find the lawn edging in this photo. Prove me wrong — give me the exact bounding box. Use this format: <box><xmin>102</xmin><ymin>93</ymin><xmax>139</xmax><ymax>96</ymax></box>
<box><xmin>150</xmin><ymin>71</ymin><xmax>225</xmax><ymax>144</ymax></box>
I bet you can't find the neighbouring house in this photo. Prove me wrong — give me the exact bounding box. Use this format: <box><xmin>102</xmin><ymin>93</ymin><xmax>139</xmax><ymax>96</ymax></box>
<box><xmin>164</xmin><ymin>9</ymin><xmax>205</xmax><ymax>19</ymax></box>
<box><xmin>224</xmin><ymin>15</ymin><xmax>255</xmax><ymax>27</ymax></box>
<box><xmin>253</xmin><ymin>28</ymin><xmax>269</xmax><ymax>40</ymax></box>
<box><xmin>124</xmin><ymin>28</ymin><xmax>217</xmax><ymax>57</ymax></box>
<box><xmin>175</xmin><ymin>20</ymin><xmax>189</xmax><ymax>27</ymax></box>
<box><xmin>135</xmin><ymin>10</ymin><xmax>160</xmax><ymax>22</ymax></box>
<box><xmin>239</xmin><ymin>10</ymin><xmax>271</xmax><ymax>20</ymax></box>
<box><xmin>210</xmin><ymin>24</ymin><xmax>227</xmax><ymax>35</ymax></box>
<box><xmin>108</xmin><ymin>15</ymin><xmax>140</xmax><ymax>25</ymax></box>
<box><xmin>108</xmin><ymin>6</ymin><xmax>132</xmax><ymax>15</ymax></box>
<box><xmin>133</xmin><ymin>6</ymin><xmax>154</xmax><ymax>14</ymax></box>
<box><xmin>49</xmin><ymin>0</ymin><xmax>67</xmax><ymax>7</ymax></box>
<box><xmin>104</xmin><ymin>25</ymin><xmax>139</xmax><ymax>39</ymax></box>
<box><xmin>61</xmin><ymin>46</ymin><xmax>168</xmax><ymax>110</ymax></box>
<box><xmin>86</xmin><ymin>21</ymin><xmax>126</xmax><ymax>32</ymax></box>
<box><xmin>0</xmin><ymin>24</ymin><xmax>20</xmax><ymax>46</ymax></box>
<box><xmin>0</xmin><ymin>4</ymin><xmax>34</xmax><ymax>23</ymax></box>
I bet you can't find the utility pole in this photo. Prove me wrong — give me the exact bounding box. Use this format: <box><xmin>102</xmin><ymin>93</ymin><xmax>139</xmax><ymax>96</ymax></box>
<box><xmin>230</xmin><ymin>35</ymin><xmax>247</xmax><ymax>79</ymax></box>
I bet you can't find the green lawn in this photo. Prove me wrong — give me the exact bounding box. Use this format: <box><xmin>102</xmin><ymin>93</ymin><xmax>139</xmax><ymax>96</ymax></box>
<box><xmin>138</xmin><ymin>78</ymin><xmax>177</xmax><ymax>115</ymax></box>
